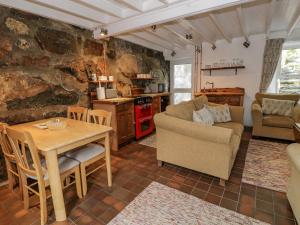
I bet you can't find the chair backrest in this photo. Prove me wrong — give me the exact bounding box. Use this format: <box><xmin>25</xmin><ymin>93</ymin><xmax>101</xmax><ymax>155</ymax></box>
<box><xmin>87</xmin><ymin>109</ymin><xmax>112</xmax><ymax>126</ymax></box>
<box><xmin>255</xmin><ymin>93</ymin><xmax>300</xmax><ymax>106</ymax></box>
<box><xmin>6</xmin><ymin>127</ymin><xmax>45</xmax><ymax>182</ymax></box>
<box><xmin>67</xmin><ymin>106</ymin><xmax>88</xmax><ymax>121</ymax></box>
<box><xmin>0</xmin><ymin>123</ymin><xmax>15</xmax><ymax>161</ymax></box>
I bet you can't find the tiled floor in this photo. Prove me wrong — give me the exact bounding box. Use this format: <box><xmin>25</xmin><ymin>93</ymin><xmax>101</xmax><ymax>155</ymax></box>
<box><xmin>0</xmin><ymin>131</ymin><xmax>297</xmax><ymax>225</ymax></box>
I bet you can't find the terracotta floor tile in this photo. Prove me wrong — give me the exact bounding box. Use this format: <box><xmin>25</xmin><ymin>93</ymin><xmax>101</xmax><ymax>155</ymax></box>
<box><xmin>205</xmin><ymin>193</ymin><xmax>221</xmax><ymax>205</ymax></box>
<box><xmin>256</xmin><ymin>199</ymin><xmax>274</xmax><ymax>214</ymax></box>
<box><xmin>209</xmin><ymin>185</ymin><xmax>224</xmax><ymax>197</ymax></box>
<box><xmin>220</xmin><ymin>198</ymin><xmax>237</xmax><ymax>211</ymax></box>
<box><xmin>254</xmin><ymin>209</ymin><xmax>274</xmax><ymax>224</ymax></box>
<box><xmin>191</xmin><ymin>188</ymin><xmax>207</xmax><ymax>200</ymax></box>
<box><xmin>195</xmin><ymin>181</ymin><xmax>210</xmax><ymax>191</ymax></box>
<box><xmin>275</xmin><ymin>215</ymin><xmax>296</xmax><ymax>225</ymax></box>
<box><xmin>98</xmin><ymin>208</ymin><xmax>118</xmax><ymax>224</ymax></box>
<box><xmin>223</xmin><ymin>190</ymin><xmax>239</xmax><ymax>201</ymax></box>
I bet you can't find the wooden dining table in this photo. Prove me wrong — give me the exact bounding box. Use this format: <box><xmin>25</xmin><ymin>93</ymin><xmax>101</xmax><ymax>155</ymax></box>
<box><xmin>11</xmin><ymin>117</ymin><xmax>113</xmax><ymax>222</ymax></box>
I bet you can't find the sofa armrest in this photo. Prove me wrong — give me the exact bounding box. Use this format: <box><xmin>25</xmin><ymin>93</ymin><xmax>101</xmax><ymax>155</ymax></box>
<box><xmin>293</xmin><ymin>104</ymin><xmax>300</xmax><ymax>122</ymax></box>
<box><xmin>251</xmin><ymin>101</ymin><xmax>263</xmax><ymax>126</ymax></box>
<box><xmin>154</xmin><ymin>113</ymin><xmax>233</xmax><ymax>145</ymax></box>
<box><xmin>207</xmin><ymin>102</ymin><xmax>244</xmax><ymax>124</ymax></box>
<box><xmin>287</xmin><ymin>143</ymin><xmax>300</xmax><ymax>173</ymax></box>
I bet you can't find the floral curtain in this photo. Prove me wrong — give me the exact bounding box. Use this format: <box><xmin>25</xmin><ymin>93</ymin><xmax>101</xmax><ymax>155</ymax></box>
<box><xmin>259</xmin><ymin>38</ymin><xmax>284</xmax><ymax>92</ymax></box>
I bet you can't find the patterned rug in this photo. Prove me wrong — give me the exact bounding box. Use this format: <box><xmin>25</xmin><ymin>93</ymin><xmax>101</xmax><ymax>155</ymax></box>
<box><xmin>108</xmin><ymin>182</ymin><xmax>268</xmax><ymax>225</ymax></box>
<box><xmin>242</xmin><ymin>139</ymin><xmax>290</xmax><ymax>193</ymax></box>
<box><xmin>138</xmin><ymin>134</ymin><xmax>156</xmax><ymax>148</ymax></box>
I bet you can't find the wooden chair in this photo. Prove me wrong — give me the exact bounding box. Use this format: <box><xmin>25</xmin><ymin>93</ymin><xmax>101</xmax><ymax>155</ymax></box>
<box><xmin>0</xmin><ymin>123</ymin><xmax>22</xmax><ymax>197</ymax></box>
<box><xmin>66</xmin><ymin>109</ymin><xmax>112</xmax><ymax>196</ymax></box>
<box><xmin>67</xmin><ymin>106</ymin><xmax>88</xmax><ymax>121</ymax></box>
<box><xmin>6</xmin><ymin>127</ymin><xmax>83</xmax><ymax>225</ymax></box>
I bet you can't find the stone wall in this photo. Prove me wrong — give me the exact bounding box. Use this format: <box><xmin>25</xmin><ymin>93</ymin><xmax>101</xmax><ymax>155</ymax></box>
<box><xmin>0</xmin><ymin>6</ymin><xmax>170</xmax><ymax>181</ymax></box>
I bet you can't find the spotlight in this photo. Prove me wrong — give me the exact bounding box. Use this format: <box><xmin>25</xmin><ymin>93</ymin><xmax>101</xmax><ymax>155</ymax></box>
<box><xmin>151</xmin><ymin>25</ymin><xmax>157</xmax><ymax>32</ymax></box>
<box><xmin>171</xmin><ymin>51</ymin><xmax>176</xmax><ymax>57</ymax></box>
<box><xmin>211</xmin><ymin>44</ymin><xmax>216</xmax><ymax>50</ymax></box>
<box><xmin>243</xmin><ymin>39</ymin><xmax>250</xmax><ymax>48</ymax></box>
<box><xmin>99</xmin><ymin>28</ymin><xmax>108</xmax><ymax>36</ymax></box>
<box><xmin>185</xmin><ymin>34</ymin><xmax>192</xmax><ymax>40</ymax></box>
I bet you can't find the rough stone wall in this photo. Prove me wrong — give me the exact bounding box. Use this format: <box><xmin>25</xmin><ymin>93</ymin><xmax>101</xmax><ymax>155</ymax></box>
<box><xmin>0</xmin><ymin>6</ymin><xmax>170</xmax><ymax>181</ymax></box>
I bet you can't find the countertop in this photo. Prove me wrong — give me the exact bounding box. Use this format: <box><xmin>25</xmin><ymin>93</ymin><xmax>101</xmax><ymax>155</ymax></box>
<box><xmin>194</xmin><ymin>92</ymin><xmax>245</xmax><ymax>96</ymax></box>
<box><xmin>92</xmin><ymin>92</ymin><xmax>170</xmax><ymax>105</ymax></box>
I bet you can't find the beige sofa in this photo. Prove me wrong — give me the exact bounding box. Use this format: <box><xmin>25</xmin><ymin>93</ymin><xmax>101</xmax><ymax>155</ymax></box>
<box><xmin>154</xmin><ymin>96</ymin><xmax>244</xmax><ymax>185</ymax></box>
<box><xmin>287</xmin><ymin>143</ymin><xmax>300</xmax><ymax>224</ymax></box>
<box><xmin>251</xmin><ymin>93</ymin><xmax>300</xmax><ymax>141</ymax></box>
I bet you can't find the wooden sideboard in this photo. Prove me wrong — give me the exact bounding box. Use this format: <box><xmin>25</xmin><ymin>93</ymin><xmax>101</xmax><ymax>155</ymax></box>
<box><xmin>194</xmin><ymin>87</ymin><xmax>245</xmax><ymax>106</ymax></box>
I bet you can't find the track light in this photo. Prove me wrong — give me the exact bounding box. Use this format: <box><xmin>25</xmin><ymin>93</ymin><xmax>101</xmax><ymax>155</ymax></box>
<box><xmin>243</xmin><ymin>39</ymin><xmax>250</xmax><ymax>48</ymax></box>
<box><xmin>99</xmin><ymin>28</ymin><xmax>108</xmax><ymax>36</ymax></box>
<box><xmin>171</xmin><ymin>51</ymin><xmax>176</xmax><ymax>57</ymax></box>
<box><xmin>211</xmin><ymin>44</ymin><xmax>216</xmax><ymax>50</ymax></box>
<box><xmin>185</xmin><ymin>34</ymin><xmax>192</xmax><ymax>40</ymax></box>
<box><xmin>151</xmin><ymin>25</ymin><xmax>157</xmax><ymax>32</ymax></box>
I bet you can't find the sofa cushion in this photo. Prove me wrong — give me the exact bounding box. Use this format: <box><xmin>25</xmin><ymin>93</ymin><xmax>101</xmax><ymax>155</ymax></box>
<box><xmin>166</xmin><ymin>100</ymin><xmax>196</xmax><ymax>121</ymax></box>
<box><xmin>205</xmin><ymin>104</ymin><xmax>231</xmax><ymax>123</ymax></box>
<box><xmin>263</xmin><ymin>115</ymin><xmax>294</xmax><ymax>128</ymax></box>
<box><xmin>192</xmin><ymin>95</ymin><xmax>208</xmax><ymax>110</ymax></box>
<box><xmin>193</xmin><ymin>107</ymin><xmax>214</xmax><ymax>125</ymax></box>
<box><xmin>214</xmin><ymin>122</ymin><xmax>244</xmax><ymax>137</ymax></box>
<box><xmin>262</xmin><ymin>98</ymin><xmax>295</xmax><ymax>117</ymax></box>
<box><xmin>255</xmin><ymin>93</ymin><xmax>300</xmax><ymax>105</ymax></box>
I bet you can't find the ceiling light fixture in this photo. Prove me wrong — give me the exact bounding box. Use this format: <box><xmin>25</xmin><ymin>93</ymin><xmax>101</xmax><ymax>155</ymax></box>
<box><xmin>151</xmin><ymin>25</ymin><xmax>157</xmax><ymax>32</ymax></box>
<box><xmin>171</xmin><ymin>50</ymin><xmax>176</xmax><ymax>57</ymax></box>
<box><xmin>243</xmin><ymin>39</ymin><xmax>250</xmax><ymax>48</ymax></box>
<box><xmin>185</xmin><ymin>34</ymin><xmax>192</xmax><ymax>40</ymax></box>
<box><xmin>99</xmin><ymin>28</ymin><xmax>108</xmax><ymax>36</ymax></box>
<box><xmin>211</xmin><ymin>44</ymin><xmax>216</xmax><ymax>50</ymax></box>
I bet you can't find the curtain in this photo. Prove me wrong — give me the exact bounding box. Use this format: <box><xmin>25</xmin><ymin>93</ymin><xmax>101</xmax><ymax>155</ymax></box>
<box><xmin>259</xmin><ymin>38</ymin><xmax>284</xmax><ymax>92</ymax></box>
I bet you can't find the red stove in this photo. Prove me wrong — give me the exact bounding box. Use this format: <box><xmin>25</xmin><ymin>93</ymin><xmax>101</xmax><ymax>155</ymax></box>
<box><xmin>134</xmin><ymin>96</ymin><xmax>155</xmax><ymax>140</ymax></box>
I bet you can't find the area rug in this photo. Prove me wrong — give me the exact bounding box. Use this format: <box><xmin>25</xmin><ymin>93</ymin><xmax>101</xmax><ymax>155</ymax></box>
<box><xmin>108</xmin><ymin>182</ymin><xmax>268</xmax><ymax>225</ymax></box>
<box><xmin>242</xmin><ymin>139</ymin><xmax>290</xmax><ymax>193</ymax></box>
<box><xmin>138</xmin><ymin>134</ymin><xmax>156</xmax><ymax>148</ymax></box>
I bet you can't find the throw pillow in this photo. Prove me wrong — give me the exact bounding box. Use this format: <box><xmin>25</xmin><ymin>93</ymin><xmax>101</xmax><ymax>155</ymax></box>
<box><xmin>193</xmin><ymin>107</ymin><xmax>214</xmax><ymax>125</ymax></box>
<box><xmin>262</xmin><ymin>98</ymin><xmax>295</xmax><ymax>117</ymax></box>
<box><xmin>205</xmin><ymin>104</ymin><xmax>232</xmax><ymax>123</ymax></box>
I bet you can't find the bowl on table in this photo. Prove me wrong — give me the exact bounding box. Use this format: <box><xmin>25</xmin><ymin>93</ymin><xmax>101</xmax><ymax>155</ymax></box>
<box><xmin>46</xmin><ymin>119</ymin><xmax>67</xmax><ymax>130</ymax></box>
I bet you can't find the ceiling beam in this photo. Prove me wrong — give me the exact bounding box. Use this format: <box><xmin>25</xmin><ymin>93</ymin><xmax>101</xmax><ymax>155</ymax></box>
<box><xmin>265</xmin><ymin>0</ymin><xmax>276</xmax><ymax>37</ymax></box>
<box><xmin>209</xmin><ymin>13</ymin><xmax>231</xmax><ymax>43</ymax></box>
<box><xmin>158</xmin><ymin>0</ymin><xmax>169</xmax><ymax>4</ymax></box>
<box><xmin>144</xmin><ymin>30</ymin><xmax>185</xmax><ymax>49</ymax></box>
<box><xmin>94</xmin><ymin>0</ymin><xmax>251</xmax><ymax>38</ymax></box>
<box><xmin>117</xmin><ymin>35</ymin><xmax>164</xmax><ymax>52</ymax></box>
<box><xmin>287</xmin><ymin>1</ymin><xmax>300</xmax><ymax>36</ymax></box>
<box><xmin>236</xmin><ymin>6</ymin><xmax>248</xmax><ymax>39</ymax></box>
<box><xmin>0</xmin><ymin>0</ymin><xmax>99</xmax><ymax>29</ymax></box>
<box><xmin>131</xmin><ymin>33</ymin><xmax>173</xmax><ymax>50</ymax></box>
<box><xmin>72</xmin><ymin>0</ymin><xmax>131</xmax><ymax>18</ymax></box>
<box><xmin>117</xmin><ymin>0</ymin><xmax>144</xmax><ymax>12</ymax></box>
<box><xmin>28</xmin><ymin>0</ymin><xmax>117</xmax><ymax>24</ymax></box>
<box><xmin>162</xmin><ymin>25</ymin><xmax>195</xmax><ymax>45</ymax></box>
<box><xmin>179</xmin><ymin>19</ymin><xmax>215</xmax><ymax>45</ymax></box>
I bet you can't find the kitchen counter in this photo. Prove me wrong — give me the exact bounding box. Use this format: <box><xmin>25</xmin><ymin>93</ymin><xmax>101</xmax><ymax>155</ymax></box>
<box><xmin>132</xmin><ymin>92</ymin><xmax>170</xmax><ymax>97</ymax></box>
<box><xmin>92</xmin><ymin>97</ymin><xmax>134</xmax><ymax>105</ymax></box>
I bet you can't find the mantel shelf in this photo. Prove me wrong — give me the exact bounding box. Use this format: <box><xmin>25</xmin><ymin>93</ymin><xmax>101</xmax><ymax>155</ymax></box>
<box><xmin>201</xmin><ymin>66</ymin><xmax>245</xmax><ymax>75</ymax></box>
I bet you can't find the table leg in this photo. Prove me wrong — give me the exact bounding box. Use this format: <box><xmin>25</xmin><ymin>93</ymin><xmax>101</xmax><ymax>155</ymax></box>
<box><xmin>45</xmin><ymin>150</ymin><xmax>66</xmax><ymax>221</ymax></box>
<box><xmin>104</xmin><ymin>132</ymin><xmax>112</xmax><ymax>187</ymax></box>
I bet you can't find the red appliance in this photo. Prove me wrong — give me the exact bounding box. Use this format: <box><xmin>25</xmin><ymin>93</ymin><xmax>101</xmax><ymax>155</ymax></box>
<box><xmin>134</xmin><ymin>96</ymin><xmax>155</xmax><ymax>140</ymax></box>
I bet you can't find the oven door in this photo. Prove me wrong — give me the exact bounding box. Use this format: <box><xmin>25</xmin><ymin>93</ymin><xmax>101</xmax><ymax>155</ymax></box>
<box><xmin>135</xmin><ymin>115</ymin><xmax>154</xmax><ymax>139</ymax></box>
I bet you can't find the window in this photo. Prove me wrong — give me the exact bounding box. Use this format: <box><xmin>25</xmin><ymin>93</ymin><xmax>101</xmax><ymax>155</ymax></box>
<box><xmin>171</xmin><ymin>61</ymin><xmax>193</xmax><ymax>104</ymax></box>
<box><xmin>278</xmin><ymin>49</ymin><xmax>300</xmax><ymax>93</ymax></box>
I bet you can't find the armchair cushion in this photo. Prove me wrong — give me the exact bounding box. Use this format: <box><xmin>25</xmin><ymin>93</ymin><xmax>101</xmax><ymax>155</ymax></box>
<box><xmin>166</xmin><ymin>100</ymin><xmax>195</xmax><ymax>121</ymax></box>
<box><xmin>262</xmin><ymin>98</ymin><xmax>295</xmax><ymax>117</ymax></box>
<box><xmin>262</xmin><ymin>115</ymin><xmax>294</xmax><ymax>128</ymax></box>
<box><xmin>193</xmin><ymin>95</ymin><xmax>208</xmax><ymax>110</ymax></box>
<box><xmin>255</xmin><ymin>93</ymin><xmax>300</xmax><ymax>105</ymax></box>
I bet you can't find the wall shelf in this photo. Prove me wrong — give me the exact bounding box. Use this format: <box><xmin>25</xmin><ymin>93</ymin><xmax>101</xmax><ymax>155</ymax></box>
<box><xmin>88</xmin><ymin>80</ymin><xmax>114</xmax><ymax>84</ymax></box>
<box><xmin>130</xmin><ymin>78</ymin><xmax>155</xmax><ymax>80</ymax></box>
<box><xmin>201</xmin><ymin>66</ymin><xmax>245</xmax><ymax>75</ymax></box>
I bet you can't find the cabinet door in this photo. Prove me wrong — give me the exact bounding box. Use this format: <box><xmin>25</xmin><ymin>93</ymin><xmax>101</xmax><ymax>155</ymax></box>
<box><xmin>116</xmin><ymin>103</ymin><xmax>134</xmax><ymax>144</ymax></box>
<box><xmin>152</xmin><ymin>97</ymin><xmax>160</xmax><ymax>115</ymax></box>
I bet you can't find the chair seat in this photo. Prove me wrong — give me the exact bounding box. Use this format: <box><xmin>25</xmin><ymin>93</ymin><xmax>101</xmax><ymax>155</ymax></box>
<box><xmin>65</xmin><ymin>143</ymin><xmax>105</xmax><ymax>163</ymax></box>
<box><xmin>262</xmin><ymin>115</ymin><xmax>294</xmax><ymax>128</ymax></box>
<box><xmin>28</xmin><ymin>156</ymin><xmax>80</xmax><ymax>180</ymax></box>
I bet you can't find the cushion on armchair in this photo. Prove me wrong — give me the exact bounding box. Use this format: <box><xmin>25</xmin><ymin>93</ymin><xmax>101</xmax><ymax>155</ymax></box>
<box><xmin>262</xmin><ymin>98</ymin><xmax>295</xmax><ymax>117</ymax></box>
<box><xmin>262</xmin><ymin>115</ymin><xmax>294</xmax><ymax>128</ymax></box>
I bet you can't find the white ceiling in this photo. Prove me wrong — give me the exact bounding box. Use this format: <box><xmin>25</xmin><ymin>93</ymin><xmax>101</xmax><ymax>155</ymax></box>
<box><xmin>1</xmin><ymin>0</ymin><xmax>300</xmax><ymax>55</ymax></box>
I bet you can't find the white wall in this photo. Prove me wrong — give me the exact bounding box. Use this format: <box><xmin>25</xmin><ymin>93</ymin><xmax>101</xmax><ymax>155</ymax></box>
<box><xmin>201</xmin><ymin>34</ymin><xmax>266</xmax><ymax>126</ymax></box>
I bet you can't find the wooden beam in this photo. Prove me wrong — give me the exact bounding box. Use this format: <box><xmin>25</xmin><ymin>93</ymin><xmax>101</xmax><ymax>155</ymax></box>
<box><xmin>29</xmin><ymin>0</ymin><xmax>117</xmax><ymax>24</ymax></box>
<box><xmin>143</xmin><ymin>30</ymin><xmax>184</xmax><ymax>49</ymax></box>
<box><xmin>73</xmin><ymin>0</ymin><xmax>133</xmax><ymax>18</ymax></box>
<box><xmin>209</xmin><ymin>13</ymin><xmax>231</xmax><ymax>43</ymax></box>
<box><xmin>236</xmin><ymin>6</ymin><xmax>248</xmax><ymax>39</ymax></box>
<box><xmin>179</xmin><ymin>19</ymin><xmax>215</xmax><ymax>45</ymax></box>
<box><xmin>131</xmin><ymin>33</ymin><xmax>174</xmax><ymax>50</ymax></box>
<box><xmin>117</xmin><ymin>0</ymin><xmax>144</xmax><ymax>12</ymax></box>
<box><xmin>0</xmin><ymin>0</ymin><xmax>99</xmax><ymax>29</ymax></box>
<box><xmin>162</xmin><ymin>25</ymin><xmax>195</xmax><ymax>46</ymax></box>
<box><xmin>158</xmin><ymin>0</ymin><xmax>169</xmax><ymax>4</ymax></box>
<box><xmin>145</xmin><ymin>29</ymin><xmax>185</xmax><ymax>48</ymax></box>
<box><xmin>287</xmin><ymin>1</ymin><xmax>300</xmax><ymax>36</ymax></box>
<box><xmin>94</xmin><ymin>0</ymin><xmax>250</xmax><ymax>38</ymax></box>
<box><xmin>265</xmin><ymin>0</ymin><xmax>276</xmax><ymax>37</ymax></box>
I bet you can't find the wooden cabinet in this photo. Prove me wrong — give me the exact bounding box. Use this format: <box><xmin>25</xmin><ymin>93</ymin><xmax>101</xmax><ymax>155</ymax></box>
<box><xmin>152</xmin><ymin>96</ymin><xmax>161</xmax><ymax>115</ymax></box>
<box><xmin>194</xmin><ymin>87</ymin><xmax>245</xmax><ymax>106</ymax></box>
<box><xmin>93</xmin><ymin>101</ymin><xmax>134</xmax><ymax>151</ymax></box>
